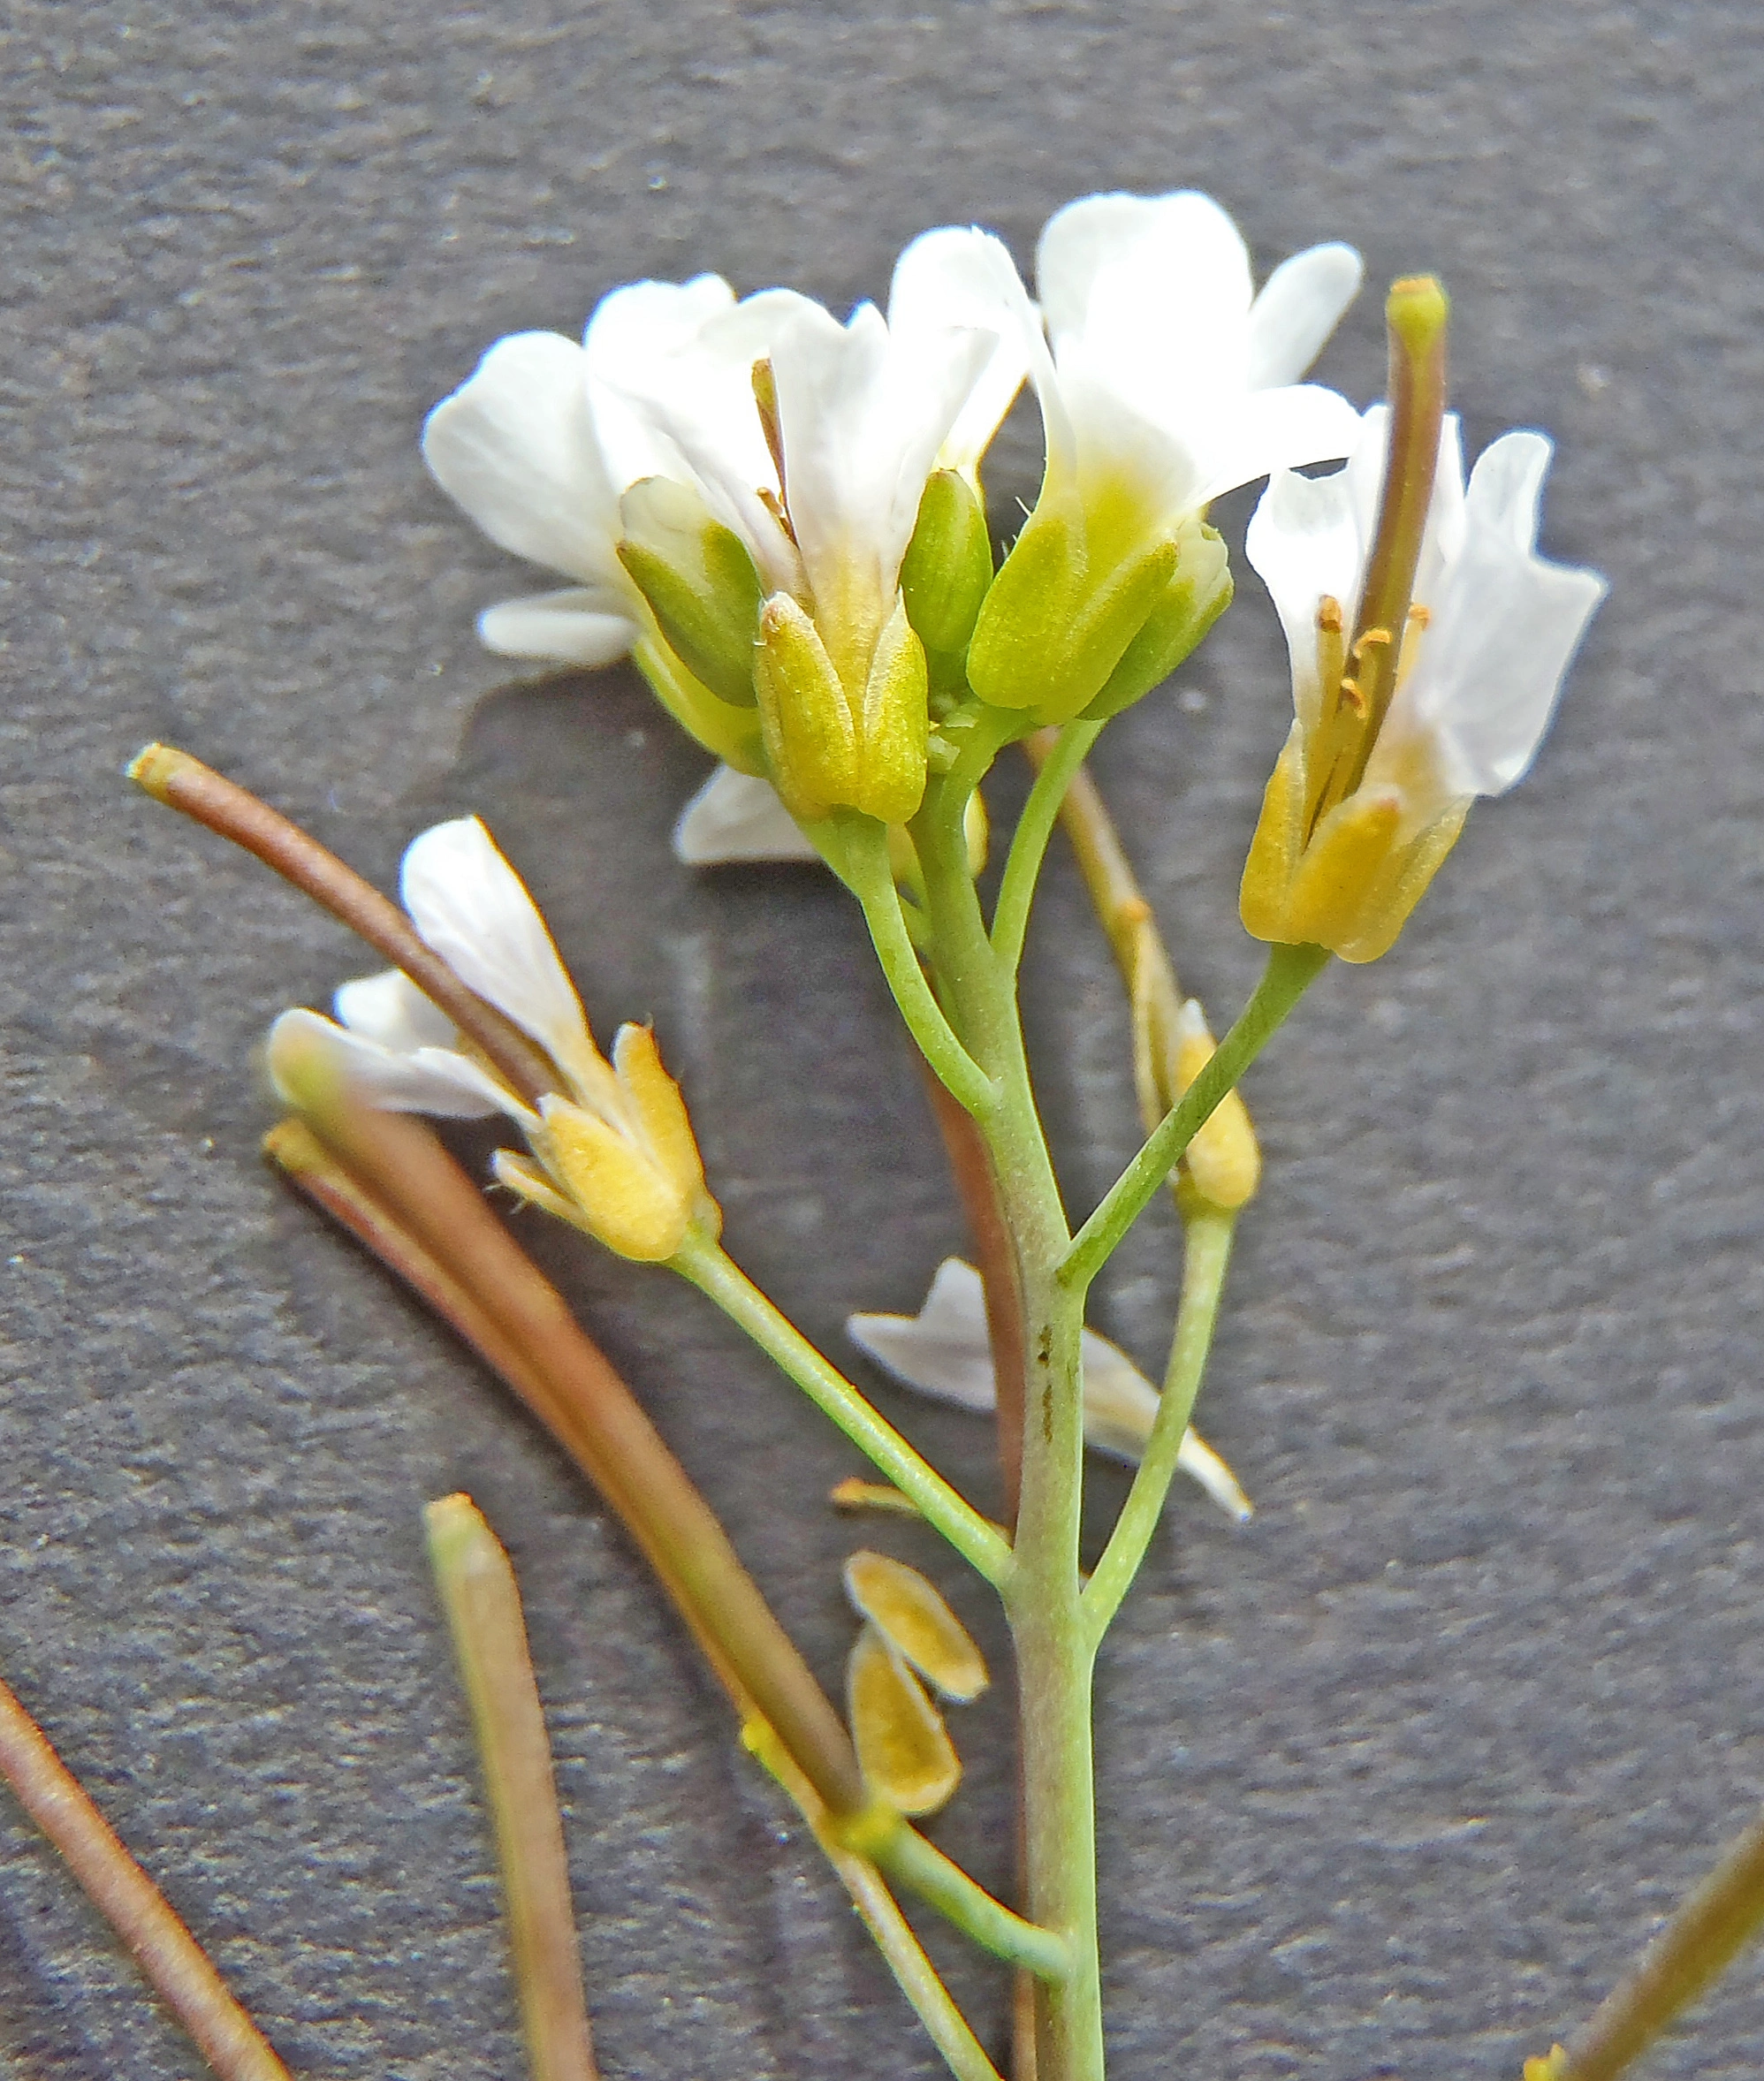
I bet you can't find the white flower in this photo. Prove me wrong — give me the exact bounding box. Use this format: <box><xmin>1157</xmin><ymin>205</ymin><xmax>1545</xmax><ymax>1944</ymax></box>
<box><xmin>1240</xmin><ymin>406</ymin><xmax>1608</xmax><ymax>961</ymax></box>
<box><xmin>615</xmin><ymin>263</ymin><xmax>1005</xmax><ymax>687</ymax></box>
<box><xmin>848</xmin><ymin>1259</ymin><xmax>1251</xmax><ymax>1521</ymax></box>
<box><xmin>267</xmin><ymin>817</ymin><xmax>715</xmax><ymax>1262</ymax></box>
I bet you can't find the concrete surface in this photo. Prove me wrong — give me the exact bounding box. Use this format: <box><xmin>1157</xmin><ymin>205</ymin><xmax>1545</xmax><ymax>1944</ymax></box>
<box><xmin>3</xmin><ymin>2</ymin><xmax>1764</xmax><ymax>2076</ymax></box>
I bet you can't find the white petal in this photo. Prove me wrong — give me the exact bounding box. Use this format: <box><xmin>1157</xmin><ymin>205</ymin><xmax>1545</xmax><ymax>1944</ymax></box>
<box><xmin>672</xmin><ymin>766</ymin><xmax>822</xmax><ymax>865</ymax></box>
<box><xmin>399</xmin><ymin>817</ymin><xmax>599</xmax><ymax>1090</ymax></box>
<box><xmin>1246</xmin><ymin>452</ymin><xmax>1366</xmax><ymax>705</ymax></box>
<box><xmin>888</xmin><ymin>226</ymin><xmax>1039</xmax><ymax>476</ymax></box>
<box><xmin>848</xmin><ymin>1258</ymin><xmax>1249</xmax><ymax>1515</ymax></box>
<box><xmin>476</xmin><ymin>589</ymin><xmax>639</xmax><ymax>666</ymax></box>
<box><xmin>1038</xmin><ymin>192</ymin><xmax>1252</xmax><ymax>373</ymax></box>
<box><xmin>1191</xmin><ymin>382</ymin><xmax>1363</xmax><ymax>507</ymax></box>
<box><xmin>771</xmin><ymin>300</ymin><xmax>995</xmax><ymax>627</ymax></box>
<box><xmin>422</xmin><ymin>333</ymin><xmax>623</xmax><ymax>587</ymax></box>
<box><xmin>1244</xmin><ymin>243</ymin><xmax>1365</xmax><ymax>390</ymax></box>
<box><xmin>266</xmin><ymin>1007</ymin><xmax>513</xmax><ymax>1120</ymax></box>
<box><xmin>849</xmin><ymin>1258</ymin><xmax>1000</xmax><ymax>1414</ymax></box>
<box><xmin>333</xmin><ymin>969</ymin><xmax>457</xmax><ymax>1052</ymax></box>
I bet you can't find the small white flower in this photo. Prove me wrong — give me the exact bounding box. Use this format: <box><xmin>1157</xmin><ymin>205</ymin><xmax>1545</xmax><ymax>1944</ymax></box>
<box><xmin>267</xmin><ymin>817</ymin><xmax>715</xmax><ymax>1262</ymax></box>
<box><xmin>848</xmin><ymin>1258</ymin><xmax>1251</xmax><ymax>1521</ymax></box>
<box><xmin>1240</xmin><ymin>406</ymin><xmax>1608</xmax><ymax>961</ymax></box>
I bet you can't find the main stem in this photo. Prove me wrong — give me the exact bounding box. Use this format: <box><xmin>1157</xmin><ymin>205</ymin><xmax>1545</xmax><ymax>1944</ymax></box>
<box><xmin>909</xmin><ymin>770</ymin><xmax>1104</xmax><ymax>2081</ymax></box>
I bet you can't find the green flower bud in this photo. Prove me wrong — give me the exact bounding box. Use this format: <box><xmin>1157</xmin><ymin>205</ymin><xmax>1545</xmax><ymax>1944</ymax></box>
<box><xmin>898</xmin><ymin>468</ymin><xmax>994</xmax><ymax>674</ymax></box>
<box><xmin>617</xmin><ymin>476</ymin><xmax>764</xmax><ymax>708</ymax></box>
<box><xmin>1082</xmin><ymin>522</ymin><xmax>1233</xmax><ymax>720</ymax></box>
<box><xmin>754</xmin><ymin>593</ymin><xmax>928</xmax><ymax>826</ymax></box>
<box><xmin>965</xmin><ymin>503</ymin><xmax>1178</xmax><ymax>725</ymax></box>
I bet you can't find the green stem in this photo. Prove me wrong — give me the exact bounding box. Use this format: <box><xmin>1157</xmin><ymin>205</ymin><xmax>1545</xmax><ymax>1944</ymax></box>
<box><xmin>1081</xmin><ymin>1210</ymin><xmax>1236</xmax><ymax>1649</ymax></box>
<box><xmin>1557</xmin><ymin>1804</ymin><xmax>1764</xmax><ymax>2081</ymax></box>
<box><xmin>671</xmin><ymin>1234</ymin><xmax>1013</xmax><ymax>1587</ymax></box>
<box><xmin>991</xmin><ymin>719</ymin><xmax>1104</xmax><ymax>977</ymax></box>
<box><xmin>842</xmin><ymin>816</ymin><xmax>999</xmax><ymax>1120</ymax></box>
<box><xmin>869</xmin><ymin>1819</ymin><xmax>1070</xmax><ymax>1982</ymax></box>
<box><xmin>908</xmin><ymin>773</ymin><xmax>1104</xmax><ymax>2081</ymax></box>
<box><xmin>1061</xmin><ymin>943</ymin><xmax>1328</xmax><ymax>1292</ymax></box>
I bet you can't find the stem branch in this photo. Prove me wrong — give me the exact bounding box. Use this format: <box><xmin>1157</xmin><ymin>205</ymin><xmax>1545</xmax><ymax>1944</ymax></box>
<box><xmin>1082</xmin><ymin>1209</ymin><xmax>1236</xmax><ymax>1646</ymax></box>
<box><xmin>1061</xmin><ymin>943</ymin><xmax>1327</xmax><ymax>1291</ymax></box>
<box><xmin>673</xmin><ymin>1234</ymin><xmax>1012</xmax><ymax>1587</ymax></box>
<box><xmin>991</xmin><ymin>720</ymin><xmax>1103</xmax><ymax>977</ymax></box>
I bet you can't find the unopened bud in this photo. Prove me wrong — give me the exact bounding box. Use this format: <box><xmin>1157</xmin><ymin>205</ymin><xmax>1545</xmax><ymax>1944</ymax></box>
<box><xmin>754</xmin><ymin>592</ymin><xmax>928</xmax><ymax>825</ymax></box>
<box><xmin>1170</xmin><ymin>999</ymin><xmax>1260</xmax><ymax>1211</ymax></box>
<box><xmin>618</xmin><ymin>477</ymin><xmax>764</xmax><ymax>708</ymax></box>
<box><xmin>967</xmin><ymin>503</ymin><xmax>1179</xmax><ymax>725</ymax></box>
<box><xmin>898</xmin><ymin>468</ymin><xmax>994</xmax><ymax>673</ymax></box>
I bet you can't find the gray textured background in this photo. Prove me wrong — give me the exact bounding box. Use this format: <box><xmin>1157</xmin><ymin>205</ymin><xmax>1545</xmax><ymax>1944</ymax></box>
<box><xmin>3</xmin><ymin>1</ymin><xmax>1762</xmax><ymax>2076</ymax></box>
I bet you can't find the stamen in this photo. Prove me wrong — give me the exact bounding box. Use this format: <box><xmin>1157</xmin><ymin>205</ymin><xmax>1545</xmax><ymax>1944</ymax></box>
<box><xmin>1397</xmin><ymin>602</ymin><xmax>1432</xmax><ymax>687</ymax></box>
<box><xmin>758</xmin><ymin>483</ymin><xmax>799</xmax><ymax>545</ymax></box>
<box><xmin>751</xmin><ymin>357</ymin><xmax>787</xmax><ymax>499</ymax></box>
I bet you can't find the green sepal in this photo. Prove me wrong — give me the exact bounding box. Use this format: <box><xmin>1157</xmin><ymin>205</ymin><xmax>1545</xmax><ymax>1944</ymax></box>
<box><xmin>617</xmin><ymin>476</ymin><xmax>764</xmax><ymax>709</ymax></box>
<box><xmin>899</xmin><ymin>469</ymin><xmax>994</xmax><ymax>664</ymax></box>
<box><xmin>967</xmin><ymin>501</ymin><xmax>1181</xmax><ymax>725</ymax></box>
<box><xmin>1082</xmin><ymin>524</ymin><xmax>1233</xmax><ymax>720</ymax></box>
<box><xmin>633</xmin><ymin>634</ymin><xmax>766</xmax><ymax>773</ymax></box>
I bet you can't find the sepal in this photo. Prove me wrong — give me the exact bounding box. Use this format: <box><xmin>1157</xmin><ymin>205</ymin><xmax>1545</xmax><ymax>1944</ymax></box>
<box><xmin>898</xmin><ymin>467</ymin><xmax>994</xmax><ymax>677</ymax></box>
<box><xmin>617</xmin><ymin>476</ymin><xmax>764</xmax><ymax>707</ymax></box>
<box><xmin>1083</xmin><ymin>522</ymin><xmax>1232</xmax><ymax>719</ymax></box>
<box><xmin>965</xmin><ymin>501</ymin><xmax>1179</xmax><ymax>725</ymax></box>
<box><xmin>754</xmin><ymin>592</ymin><xmax>929</xmax><ymax>824</ymax></box>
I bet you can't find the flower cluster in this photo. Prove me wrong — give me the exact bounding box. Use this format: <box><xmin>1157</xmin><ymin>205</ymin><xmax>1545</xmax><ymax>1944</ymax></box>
<box><xmin>426</xmin><ymin>192</ymin><xmax>1602</xmax><ymax>961</ymax></box>
<box><xmin>424</xmin><ymin>195</ymin><xmax>1365</xmax><ymax>845</ymax></box>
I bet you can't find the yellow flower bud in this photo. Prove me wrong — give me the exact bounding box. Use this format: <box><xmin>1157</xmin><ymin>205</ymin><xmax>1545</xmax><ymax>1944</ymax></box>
<box><xmin>530</xmin><ymin>1023</ymin><xmax>718</xmax><ymax>1263</ymax></box>
<box><xmin>1169</xmin><ymin>999</ymin><xmax>1261</xmax><ymax>1211</ymax></box>
<box><xmin>754</xmin><ymin>591</ymin><xmax>928</xmax><ymax>826</ymax></box>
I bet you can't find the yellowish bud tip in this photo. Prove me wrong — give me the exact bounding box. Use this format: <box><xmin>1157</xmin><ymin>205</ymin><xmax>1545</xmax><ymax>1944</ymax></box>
<box><xmin>1172</xmin><ymin>999</ymin><xmax>1261</xmax><ymax>1211</ymax></box>
<box><xmin>1386</xmin><ymin>274</ymin><xmax>1449</xmax><ymax>361</ymax></box>
<box><xmin>1521</xmin><ymin>2047</ymin><xmax>1570</xmax><ymax>2081</ymax></box>
<box><xmin>125</xmin><ymin>741</ymin><xmax>192</xmax><ymax>801</ymax></box>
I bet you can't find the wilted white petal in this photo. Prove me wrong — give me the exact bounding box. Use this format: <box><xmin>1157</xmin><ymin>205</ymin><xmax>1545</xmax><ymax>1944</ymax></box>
<box><xmin>266</xmin><ymin>1007</ymin><xmax>513</xmax><ymax>1120</ymax></box>
<box><xmin>1244</xmin><ymin>243</ymin><xmax>1365</xmax><ymax>391</ymax></box>
<box><xmin>477</xmin><ymin>590</ymin><xmax>639</xmax><ymax>666</ymax></box>
<box><xmin>848</xmin><ymin>1258</ymin><xmax>1250</xmax><ymax>1516</ymax></box>
<box><xmin>673</xmin><ymin>765</ymin><xmax>822</xmax><ymax>865</ymax></box>
<box><xmin>333</xmin><ymin>969</ymin><xmax>457</xmax><ymax>1052</ymax></box>
<box><xmin>399</xmin><ymin>817</ymin><xmax>599</xmax><ymax>1090</ymax></box>
<box><xmin>422</xmin><ymin>332</ymin><xmax>622</xmax><ymax>587</ymax></box>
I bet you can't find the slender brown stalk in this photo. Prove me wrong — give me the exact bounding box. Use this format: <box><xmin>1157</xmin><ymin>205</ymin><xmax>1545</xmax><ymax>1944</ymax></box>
<box><xmin>127</xmin><ymin>744</ymin><xmax>556</xmax><ymax>1105</ymax></box>
<box><xmin>426</xmin><ymin>1495</ymin><xmax>598</xmax><ymax>2081</ymax></box>
<box><xmin>919</xmin><ymin>1060</ymin><xmax>1029</xmax><ymax>1527</ymax></box>
<box><xmin>1022</xmin><ymin>737</ymin><xmax>1185</xmax><ymax>1133</ymax></box>
<box><xmin>267</xmin><ymin>1100</ymin><xmax>868</xmax><ymax>1821</ymax></box>
<box><xmin>0</xmin><ymin>1675</ymin><xmax>293</xmax><ymax>2081</ymax></box>
<box><xmin>1556</xmin><ymin>1807</ymin><xmax>1764</xmax><ymax>2081</ymax></box>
